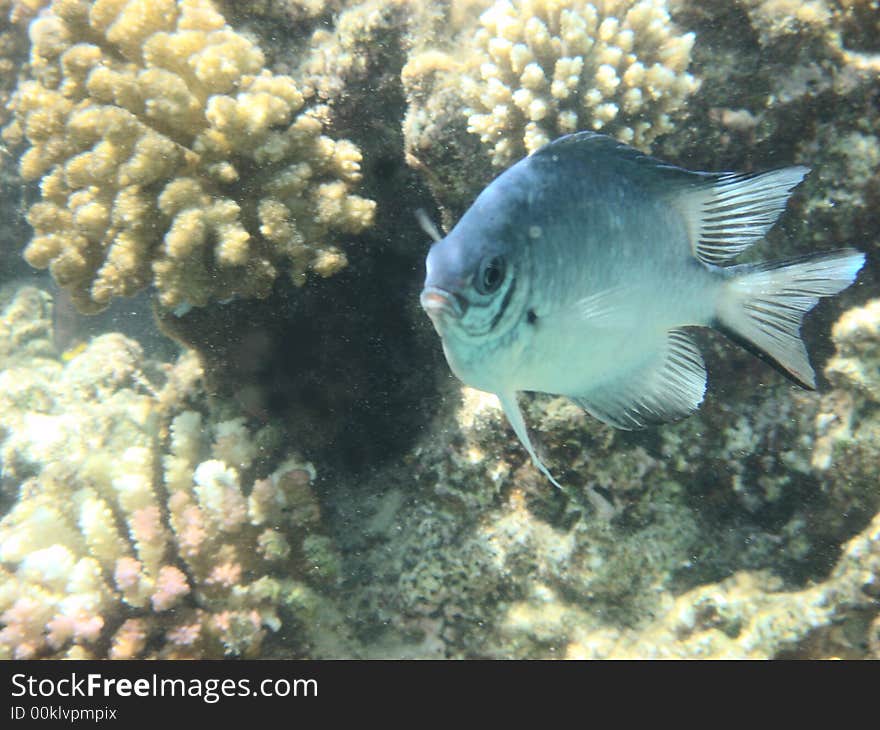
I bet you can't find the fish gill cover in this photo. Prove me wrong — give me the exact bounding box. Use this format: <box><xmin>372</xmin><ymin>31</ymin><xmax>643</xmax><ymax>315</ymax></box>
<box><xmin>0</xmin><ymin>0</ymin><xmax>877</xmax><ymax>659</ymax></box>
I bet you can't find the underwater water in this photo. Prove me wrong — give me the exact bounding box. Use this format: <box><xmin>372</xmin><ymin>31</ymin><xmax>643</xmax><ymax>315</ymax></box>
<box><xmin>0</xmin><ymin>0</ymin><xmax>878</xmax><ymax>659</ymax></box>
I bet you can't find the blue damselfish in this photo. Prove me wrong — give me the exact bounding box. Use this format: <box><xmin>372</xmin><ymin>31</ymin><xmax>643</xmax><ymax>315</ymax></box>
<box><xmin>420</xmin><ymin>132</ymin><xmax>865</xmax><ymax>486</ymax></box>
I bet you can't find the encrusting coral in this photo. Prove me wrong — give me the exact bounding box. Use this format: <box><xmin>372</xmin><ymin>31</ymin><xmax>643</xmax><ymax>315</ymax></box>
<box><xmin>333</xmin><ymin>292</ymin><xmax>880</xmax><ymax>658</ymax></box>
<box><xmin>5</xmin><ymin>0</ymin><xmax>374</xmax><ymax>313</ymax></box>
<box><xmin>825</xmin><ymin>299</ymin><xmax>880</xmax><ymax>402</ymax></box>
<box><xmin>0</xmin><ymin>287</ymin><xmax>345</xmax><ymax>659</ymax></box>
<box><xmin>522</xmin><ymin>505</ymin><xmax>880</xmax><ymax>658</ymax></box>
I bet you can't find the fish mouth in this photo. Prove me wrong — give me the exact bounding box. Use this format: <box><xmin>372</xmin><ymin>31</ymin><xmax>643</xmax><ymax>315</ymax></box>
<box><xmin>420</xmin><ymin>286</ymin><xmax>466</xmax><ymax>321</ymax></box>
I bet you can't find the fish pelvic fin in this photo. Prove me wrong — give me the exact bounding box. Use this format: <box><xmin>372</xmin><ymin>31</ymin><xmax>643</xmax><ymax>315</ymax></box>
<box><xmin>572</xmin><ymin>329</ymin><xmax>707</xmax><ymax>429</ymax></box>
<box><xmin>715</xmin><ymin>249</ymin><xmax>866</xmax><ymax>388</ymax></box>
<box><xmin>498</xmin><ymin>391</ymin><xmax>563</xmax><ymax>489</ymax></box>
<box><xmin>675</xmin><ymin>167</ymin><xmax>810</xmax><ymax>265</ymax></box>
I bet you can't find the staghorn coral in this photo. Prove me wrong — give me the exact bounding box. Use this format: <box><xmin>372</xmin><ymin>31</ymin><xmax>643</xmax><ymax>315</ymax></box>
<box><xmin>459</xmin><ymin>0</ymin><xmax>699</xmax><ymax>167</ymax></box>
<box><xmin>7</xmin><ymin>0</ymin><xmax>374</xmax><ymax>313</ymax></box>
<box><xmin>0</xmin><ymin>286</ymin><xmax>348</xmax><ymax>659</ymax></box>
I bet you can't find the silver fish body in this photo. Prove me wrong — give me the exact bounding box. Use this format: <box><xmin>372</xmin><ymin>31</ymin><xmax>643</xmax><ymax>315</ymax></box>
<box><xmin>420</xmin><ymin>133</ymin><xmax>865</xmax><ymax>486</ymax></box>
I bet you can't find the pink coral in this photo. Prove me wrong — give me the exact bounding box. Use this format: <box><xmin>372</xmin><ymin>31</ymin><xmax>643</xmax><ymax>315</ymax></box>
<box><xmin>109</xmin><ymin>618</ymin><xmax>148</xmax><ymax>660</ymax></box>
<box><xmin>206</xmin><ymin>560</ymin><xmax>242</xmax><ymax>588</ymax></box>
<box><xmin>151</xmin><ymin>565</ymin><xmax>190</xmax><ymax>611</ymax></box>
<box><xmin>216</xmin><ymin>487</ymin><xmax>248</xmax><ymax>532</ymax></box>
<box><xmin>130</xmin><ymin>506</ymin><xmax>164</xmax><ymax>546</ymax></box>
<box><xmin>113</xmin><ymin>556</ymin><xmax>143</xmax><ymax>591</ymax></box>
<box><xmin>47</xmin><ymin>609</ymin><xmax>103</xmax><ymax>649</ymax></box>
<box><xmin>1</xmin><ymin>597</ymin><xmax>51</xmax><ymax>658</ymax></box>
<box><xmin>169</xmin><ymin>492</ymin><xmax>207</xmax><ymax>557</ymax></box>
<box><xmin>167</xmin><ymin>620</ymin><xmax>201</xmax><ymax>647</ymax></box>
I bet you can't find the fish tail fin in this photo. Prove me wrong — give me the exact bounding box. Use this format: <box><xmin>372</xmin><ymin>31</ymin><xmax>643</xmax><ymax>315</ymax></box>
<box><xmin>499</xmin><ymin>391</ymin><xmax>563</xmax><ymax>489</ymax></box>
<box><xmin>714</xmin><ymin>249</ymin><xmax>865</xmax><ymax>388</ymax></box>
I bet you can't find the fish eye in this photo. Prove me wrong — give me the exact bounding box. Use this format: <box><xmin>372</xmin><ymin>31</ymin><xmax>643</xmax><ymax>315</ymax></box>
<box><xmin>476</xmin><ymin>256</ymin><xmax>506</xmax><ymax>295</ymax></box>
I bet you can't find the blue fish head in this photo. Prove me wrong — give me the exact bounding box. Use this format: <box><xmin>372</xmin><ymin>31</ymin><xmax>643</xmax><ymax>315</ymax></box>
<box><xmin>420</xmin><ymin>231</ymin><xmax>475</xmax><ymax>325</ymax></box>
<box><xmin>420</xmin><ymin>217</ymin><xmax>517</xmax><ymax>334</ymax></box>
<box><xmin>420</xmin><ymin>160</ymin><xmax>536</xmax><ymax>330</ymax></box>
<box><xmin>419</xmin><ymin>155</ymin><xmax>546</xmax><ymax>392</ymax></box>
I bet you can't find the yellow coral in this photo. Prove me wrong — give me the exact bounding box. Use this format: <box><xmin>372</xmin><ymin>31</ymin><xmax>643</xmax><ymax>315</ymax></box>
<box><xmin>460</xmin><ymin>0</ymin><xmax>700</xmax><ymax>166</ymax></box>
<box><xmin>10</xmin><ymin>0</ymin><xmax>375</xmax><ymax>312</ymax></box>
<box><xmin>825</xmin><ymin>299</ymin><xmax>880</xmax><ymax>401</ymax></box>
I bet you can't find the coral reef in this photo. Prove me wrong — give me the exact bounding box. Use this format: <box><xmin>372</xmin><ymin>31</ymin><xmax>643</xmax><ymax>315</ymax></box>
<box><xmin>0</xmin><ymin>2</ymin><xmax>29</xmax><ymax>133</ymax></box>
<box><xmin>0</xmin><ymin>286</ymin><xmax>349</xmax><ymax>659</ymax></box>
<box><xmin>331</xmin><ymin>290</ymin><xmax>880</xmax><ymax>658</ymax></box>
<box><xmin>0</xmin><ymin>285</ymin><xmax>55</xmax><ymax>370</ymax></box>
<box><xmin>0</xmin><ymin>0</ymin><xmax>878</xmax><ymax>662</ymax></box>
<box><xmin>825</xmin><ymin>299</ymin><xmax>880</xmax><ymax>402</ymax></box>
<box><xmin>6</xmin><ymin>0</ymin><xmax>374</xmax><ymax>312</ymax></box>
<box><xmin>464</xmin><ymin>0</ymin><xmax>699</xmax><ymax>166</ymax></box>
<box><xmin>399</xmin><ymin>0</ymin><xmax>703</xmax><ymax>222</ymax></box>
<box><xmin>530</xmin><ymin>507</ymin><xmax>880</xmax><ymax>658</ymax></box>
<box><xmin>0</xmin><ymin>3</ymin><xmax>33</xmax><ymax>285</ymax></box>
<box><xmin>649</xmin><ymin>0</ymin><xmax>880</xmax><ymax>268</ymax></box>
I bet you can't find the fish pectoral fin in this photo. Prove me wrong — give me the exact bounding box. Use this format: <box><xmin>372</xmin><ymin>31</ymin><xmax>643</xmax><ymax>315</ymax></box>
<box><xmin>498</xmin><ymin>391</ymin><xmax>563</xmax><ymax>489</ymax></box>
<box><xmin>566</xmin><ymin>285</ymin><xmax>635</xmax><ymax>330</ymax></box>
<box><xmin>572</xmin><ymin>329</ymin><xmax>707</xmax><ymax>429</ymax></box>
<box><xmin>674</xmin><ymin>167</ymin><xmax>810</xmax><ymax>265</ymax></box>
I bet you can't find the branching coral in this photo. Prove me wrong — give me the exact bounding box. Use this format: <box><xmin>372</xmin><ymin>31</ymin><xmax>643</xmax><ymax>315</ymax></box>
<box><xmin>300</xmin><ymin>0</ymin><xmax>409</xmax><ymax>105</ymax></box>
<box><xmin>741</xmin><ymin>0</ymin><xmax>880</xmax><ymax>66</ymax></box>
<box><xmin>0</xmin><ymin>3</ymin><xmax>30</xmax><ymax>134</ymax></box>
<box><xmin>462</xmin><ymin>0</ymin><xmax>700</xmax><ymax>166</ymax></box>
<box><xmin>0</xmin><ymin>285</ymin><xmax>54</xmax><ymax>369</ymax></box>
<box><xmin>6</xmin><ymin>0</ymin><xmax>374</xmax><ymax>312</ymax></box>
<box><xmin>0</xmin><ymin>287</ymin><xmax>340</xmax><ymax>659</ymax></box>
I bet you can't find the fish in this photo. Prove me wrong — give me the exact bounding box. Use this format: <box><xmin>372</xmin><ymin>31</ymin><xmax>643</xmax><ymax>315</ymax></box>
<box><xmin>419</xmin><ymin>132</ymin><xmax>865</xmax><ymax>487</ymax></box>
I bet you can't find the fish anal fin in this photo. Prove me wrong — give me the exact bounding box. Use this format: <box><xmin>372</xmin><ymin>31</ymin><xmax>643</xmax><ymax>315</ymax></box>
<box><xmin>498</xmin><ymin>391</ymin><xmax>563</xmax><ymax>488</ymax></box>
<box><xmin>572</xmin><ymin>329</ymin><xmax>707</xmax><ymax>429</ymax></box>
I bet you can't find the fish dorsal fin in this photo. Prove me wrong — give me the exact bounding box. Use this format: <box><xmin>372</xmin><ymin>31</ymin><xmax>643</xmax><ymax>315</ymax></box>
<box><xmin>572</xmin><ymin>329</ymin><xmax>706</xmax><ymax>430</ymax></box>
<box><xmin>534</xmin><ymin>132</ymin><xmax>686</xmax><ymax>177</ymax></box>
<box><xmin>498</xmin><ymin>390</ymin><xmax>562</xmax><ymax>488</ymax></box>
<box><xmin>534</xmin><ymin>133</ymin><xmax>809</xmax><ymax>266</ymax></box>
<box><xmin>672</xmin><ymin>166</ymin><xmax>809</xmax><ymax>265</ymax></box>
